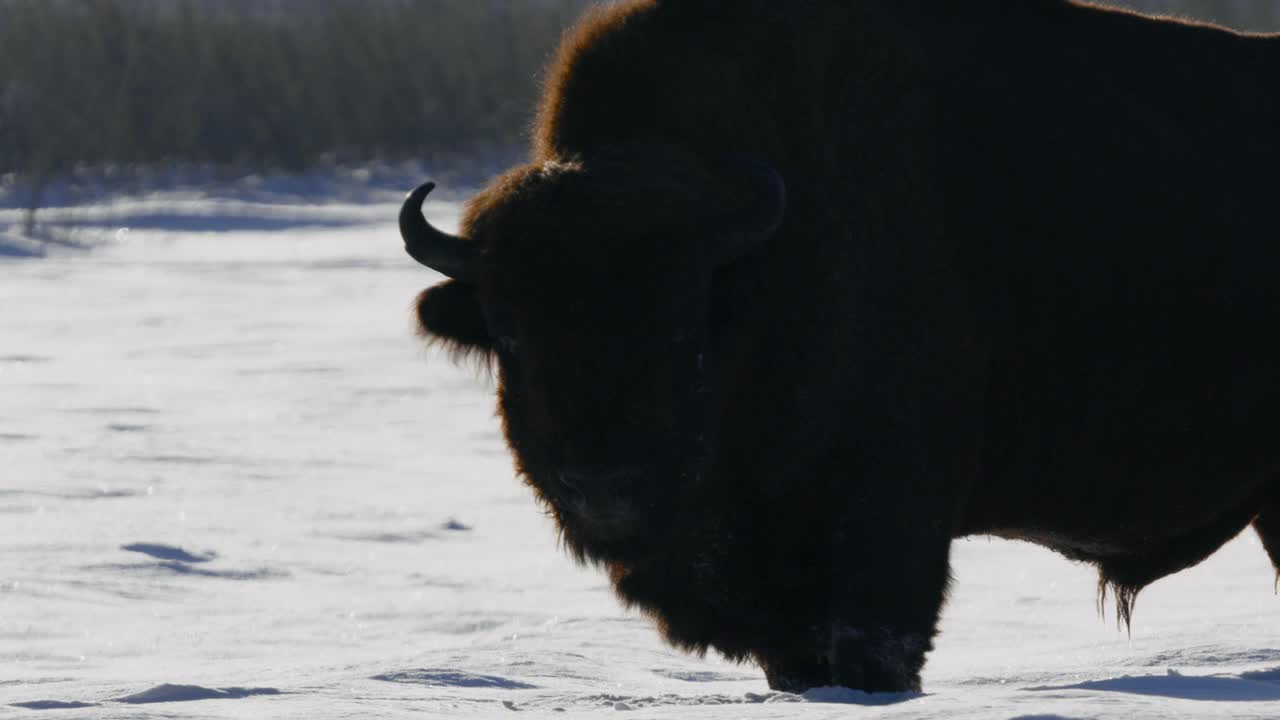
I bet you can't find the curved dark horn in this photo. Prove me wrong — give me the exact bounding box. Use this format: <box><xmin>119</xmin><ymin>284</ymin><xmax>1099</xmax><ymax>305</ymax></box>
<box><xmin>712</xmin><ymin>159</ymin><xmax>786</xmax><ymax>265</ymax></box>
<box><xmin>400</xmin><ymin>182</ymin><xmax>478</xmax><ymax>282</ymax></box>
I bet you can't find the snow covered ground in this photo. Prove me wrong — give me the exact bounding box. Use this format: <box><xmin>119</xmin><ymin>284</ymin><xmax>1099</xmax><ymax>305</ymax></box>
<box><xmin>2</xmin><ymin>193</ymin><xmax>1280</xmax><ymax>719</ymax></box>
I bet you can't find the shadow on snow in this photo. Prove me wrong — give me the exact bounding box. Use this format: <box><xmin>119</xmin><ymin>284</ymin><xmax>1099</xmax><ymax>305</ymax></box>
<box><xmin>1028</xmin><ymin>667</ymin><xmax>1280</xmax><ymax>702</ymax></box>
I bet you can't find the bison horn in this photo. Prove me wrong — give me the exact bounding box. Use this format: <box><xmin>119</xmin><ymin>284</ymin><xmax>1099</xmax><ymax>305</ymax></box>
<box><xmin>400</xmin><ymin>182</ymin><xmax>478</xmax><ymax>283</ymax></box>
<box><xmin>712</xmin><ymin>159</ymin><xmax>787</xmax><ymax>265</ymax></box>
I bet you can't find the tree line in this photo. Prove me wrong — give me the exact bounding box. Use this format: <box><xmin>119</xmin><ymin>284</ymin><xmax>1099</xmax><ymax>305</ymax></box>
<box><xmin>0</xmin><ymin>0</ymin><xmax>1273</xmax><ymax>193</ymax></box>
<box><xmin>0</xmin><ymin>0</ymin><xmax>592</xmax><ymax>189</ymax></box>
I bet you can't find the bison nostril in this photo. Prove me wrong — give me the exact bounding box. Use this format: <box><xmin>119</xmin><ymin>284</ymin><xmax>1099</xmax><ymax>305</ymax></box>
<box><xmin>556</xmin><ymin>467</ymin><xmax>642</xmax><ymax>499</ymax></box>
<box><xmin>558</xmin><ymin>472</ymin><xmax>586</xmax><ymax>499</ymax></box>
<box><xmin>558</xmin><ymin>472</ymin><xmax>577</xmax><ymax>490</ymax></box>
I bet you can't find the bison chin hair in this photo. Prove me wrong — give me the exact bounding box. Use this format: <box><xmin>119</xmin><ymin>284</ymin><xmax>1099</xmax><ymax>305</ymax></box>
<box><xmin>415</xmin><ymin>280</ymin><xmax>494</xmax><ymax>370</ymax></box>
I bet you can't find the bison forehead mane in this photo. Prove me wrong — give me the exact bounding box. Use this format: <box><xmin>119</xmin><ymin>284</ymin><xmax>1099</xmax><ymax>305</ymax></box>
<box><xmin>460</xmin><ymin>145</ymin><xmax>745</xmax><ymax>278</ymax></box>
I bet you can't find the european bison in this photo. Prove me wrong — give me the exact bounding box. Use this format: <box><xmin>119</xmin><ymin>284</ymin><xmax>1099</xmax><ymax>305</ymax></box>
<box><xmin>402</xmin><ymin>0</ymin><xmax>1280</xmax><ymax>693</ymax></box>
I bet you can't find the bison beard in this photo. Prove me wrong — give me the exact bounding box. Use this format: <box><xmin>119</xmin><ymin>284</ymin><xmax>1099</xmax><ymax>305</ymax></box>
<box><xmin>401</xmin><ymin>0</ymin><xmax>1280</xmax><ymax>694</ymax></box>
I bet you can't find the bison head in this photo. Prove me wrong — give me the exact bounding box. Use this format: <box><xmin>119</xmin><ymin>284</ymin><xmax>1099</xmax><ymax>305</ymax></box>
<box><xmin>405</xmin><ymin>147</ymin><xmax>785</xmax><ymax>563</ymax></box>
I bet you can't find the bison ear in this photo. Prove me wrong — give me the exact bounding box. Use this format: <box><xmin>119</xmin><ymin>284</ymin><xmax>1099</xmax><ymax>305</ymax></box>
<box><xmin>415</xmin><ymin>280</ymin><xmax>492</xmax><ymax>355</ymax></box>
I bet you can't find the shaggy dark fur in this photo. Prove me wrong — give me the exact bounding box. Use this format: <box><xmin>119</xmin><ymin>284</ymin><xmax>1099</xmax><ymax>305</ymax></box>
<box><xmin>409</xmin><ymin>0</ymin><xmax>1280</xmax><ymax>693</ymax></box>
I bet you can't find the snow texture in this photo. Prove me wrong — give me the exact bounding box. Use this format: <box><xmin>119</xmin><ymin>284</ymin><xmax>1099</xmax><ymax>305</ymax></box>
<box><xmin>2</xmin><ymin>191</ymin><xmax>1280</xmax><ymax>719</ymax></box>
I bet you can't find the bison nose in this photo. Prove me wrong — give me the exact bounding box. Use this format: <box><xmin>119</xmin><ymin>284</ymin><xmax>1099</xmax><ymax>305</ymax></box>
<box><xmin>556</xmin><ymin>471</ymin><xmax>587</xmax><ymax>503</ymax></box>
<box><xmin>555</xmin><ymin>467</ymin><xmax>645</xmax><ymax>519</ymax></box>
<box><xmin>555</xmin><ymin>466</ymin><xmax>642</xmax><ymax>540</ymax></box>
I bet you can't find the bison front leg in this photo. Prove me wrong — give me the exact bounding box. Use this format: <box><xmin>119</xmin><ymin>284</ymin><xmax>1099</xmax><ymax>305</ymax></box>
<box><xmin>755</xmin><ymin>529</ymin><xmax>952</xmax><ymax>694</ymax></box>
<box><xmin>758</xmin><ymin>349</ymin><xmax>975</xmax><ymax>692</ymax></box>
<box><xmin>751</xmin><ymin>247</ymin><xmax>982</xmax><ymax>694</ymax></box>
<box><xmin>823</xmin><ymin>529</ymin><xmax>953</xmax><ymax>693</ymax></box>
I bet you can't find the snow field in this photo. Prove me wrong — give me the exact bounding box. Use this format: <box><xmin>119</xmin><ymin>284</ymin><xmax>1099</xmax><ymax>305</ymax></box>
<box><xmin>1</xmin><ymin>198</ymin><xmax>1278</xmax><ymax>719</ymax></box>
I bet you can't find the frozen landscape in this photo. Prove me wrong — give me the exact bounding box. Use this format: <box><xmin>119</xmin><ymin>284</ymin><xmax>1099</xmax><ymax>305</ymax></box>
<box><xmin>3</xmin><ymin>188</ymin><xmax>1280</xmax><ymax>719</ymax></box>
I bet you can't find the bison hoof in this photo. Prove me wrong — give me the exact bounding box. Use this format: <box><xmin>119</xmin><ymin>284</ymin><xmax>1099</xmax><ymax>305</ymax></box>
<box><xmin>764</xmin><ymin>664</ymin><xmax>918</xmax><ymax>695</ymax></box>
<box><xmin>762</xmin><ymin>656</ymin><xmax>831</xmax><ymax>694</ymax></box>
<box><xmin>761</xmin><ymin>627</ymin><xmax>928</xmax><ymax>694</ymax></box>
<box><xmin>828</xmin><ymin>626</ymin><xmax>926</xmax><ymax>693</ymax></box>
